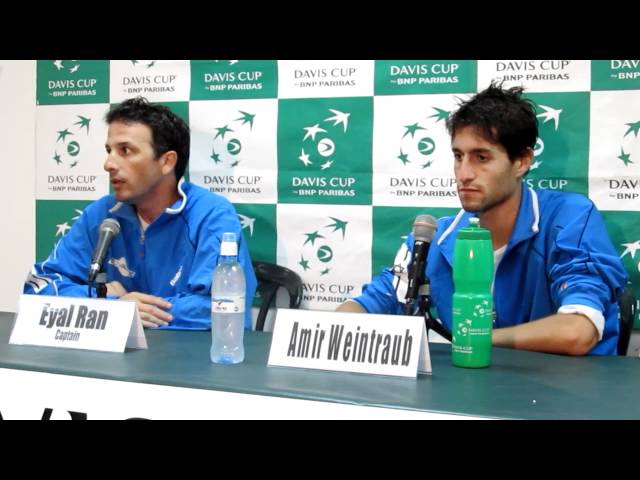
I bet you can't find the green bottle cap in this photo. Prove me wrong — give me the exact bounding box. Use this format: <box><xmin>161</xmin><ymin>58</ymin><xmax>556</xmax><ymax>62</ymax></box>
<box><xmin>456</xmin><ymin>217</ymin><xmax>491</xmax><ymax>240</ymax></box>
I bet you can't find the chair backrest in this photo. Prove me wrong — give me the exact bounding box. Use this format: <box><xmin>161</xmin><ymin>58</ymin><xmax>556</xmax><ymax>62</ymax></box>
<box><xmin>252</xmin><ymin>261</ymin><xmax>303</xmax><ymax>331</ymax></box>
<box><xmin>618</xmin><ymin>284</ymin><xmax>637</xmax><ymax>356</ymax></box>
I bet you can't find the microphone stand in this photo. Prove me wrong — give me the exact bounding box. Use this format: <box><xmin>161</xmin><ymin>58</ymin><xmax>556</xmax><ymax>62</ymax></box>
<box><xmin>95</xmin><ymin>271</ymin><xmax>108</xmax><ymax>299</ymax></box>
<box><xmin>88</xmin><ymin>270</ymin><xmax>108</xmax><ymax>299</ymax></box>
<box><xmin>417</xmin><ymin>281</ymin><xmax>452</xmax><ymax>342</ymax></box>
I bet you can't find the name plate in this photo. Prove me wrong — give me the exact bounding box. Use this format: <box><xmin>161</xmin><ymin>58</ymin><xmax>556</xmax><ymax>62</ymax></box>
<box><xmin>9</xmin><ymin>294</ymin><xmax>147</xmax><ymax>352</ymax></box>
<box><xmin>268</xmin><ymin>309</ymin><xmax>431</xmax><ymax>378</ymax></box>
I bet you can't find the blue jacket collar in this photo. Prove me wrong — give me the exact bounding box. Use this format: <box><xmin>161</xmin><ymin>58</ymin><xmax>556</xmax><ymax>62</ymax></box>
<box><xmin>435</xmin><ymin>184</ymin><xmax>540</xmax><ymax>266</ymax></box>
<box><xmin>108</xmin><ymin>178</ymin><xmax>189</xmax><ymax>225</ymax></box>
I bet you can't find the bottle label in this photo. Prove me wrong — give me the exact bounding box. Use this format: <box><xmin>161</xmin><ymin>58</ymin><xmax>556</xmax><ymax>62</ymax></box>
<box><xmin>212</xmin><ymin>295</ymin><xmax>245</xmax><ymax>314</ymax></box>
<box><xmin>451</xmin><ymin>295</ymin><xmax>493</xmax><ymax>366</ymax></box>
<box><xmin>220</xmin><ymin>241</ymin><xmax>238</xmax><ymax>256</ymax></box>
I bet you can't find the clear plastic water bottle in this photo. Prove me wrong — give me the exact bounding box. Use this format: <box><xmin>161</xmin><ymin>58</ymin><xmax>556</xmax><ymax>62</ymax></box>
<box><xmin>451</xmin><ymin>217</ymin><xmax>494</xmax><ymax>368</ymax></box>
<box><xmin>210</xmin><ymin>232</ymin><xmax>246</xmax><ymax>364</ymax></box>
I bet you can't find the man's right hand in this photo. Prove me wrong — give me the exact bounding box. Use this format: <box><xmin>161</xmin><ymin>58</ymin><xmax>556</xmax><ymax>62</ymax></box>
<box><xmin>120</xmin><ymin>292</ymin><xmax>173</xmax><ymax>328</ymax></box>
<box><xmin>335</xmin><ymin>300</ymin><xmax>366</xmax><ymax>313</ymax></box>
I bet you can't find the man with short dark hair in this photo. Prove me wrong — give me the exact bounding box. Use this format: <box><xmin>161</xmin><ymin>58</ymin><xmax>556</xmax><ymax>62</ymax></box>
<box><xmin>338</xmin><ymin>83</ymin><xmax>627</xmax><ymax>355</ymax></box>
<box><xmin>25</xmin><ymin>97</ymin><xmax>257</xmax><ymax>330</ymax></box>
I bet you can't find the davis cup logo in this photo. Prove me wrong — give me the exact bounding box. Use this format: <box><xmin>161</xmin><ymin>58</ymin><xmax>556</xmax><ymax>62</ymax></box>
<box><xmin>53</xmin><ymin>60</ymin><xmax>80</xmax><ymax>74</ymax></box>
<box><xmin>130</xmin><ymin>60</ymin><xmax>157</xmax><ymax>69</ymax></box>
<box><xmin>297</xmin><ymin>217</ymin><xmax>348</xmax><ymax>276</ymax></box>
<box><xmin>473</xmin><ymin>300</ymin><xmax>491</xmax><ymax>318</ymax></box>
<box><xmin>454</xmin><ymin>299</ymin><xmax>490</xmax><ymax>337</ymax></box>
<box><xmin>396</xmin><ymin>106</ymin><xmax>448</xmax><ymax>169</ymax></box>
<box><xmin>618</xmin><ymin>119</ymin><xmax>640</xmax><ymax>168</ymax></box>
<box><xmin>54</xmin><ymin>209</ymin><xmax>83</xmax><ymax>238</ymax></box>
<box><xmin>209</xmin><ymin>110</ymin><xmax>256</xmax><ymax>168</ymax></box>
<box><xmin>530</xmin><ymin>104</ymin><xmax>562</xmax><ymax>172</ymax></box>
<box><xmin>51</xmin><ymin>115</ymin><xmax>92</xmax><ymax>168</ymax></box>
<box><xmin>455</xmin><ymin>319</ymin><xmax>471</xmax><ymax>337</ymax></box>
<box><xmin>298</xmin><ymin>109</ymin><xmax>350</xmax><ymax>171</ymax></box>
<box><xmin>238</xmin><ymin>214</ymin><xmax>256</xmax><ymax>237</ymax></box>
<box><xmin>621</xmin><ymin>240</ymin><xmax>640</xmax><ymax>273</ymax></box>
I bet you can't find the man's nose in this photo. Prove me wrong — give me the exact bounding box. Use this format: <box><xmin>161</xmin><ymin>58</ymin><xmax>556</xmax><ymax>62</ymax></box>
<box><xmin>456</xmin><ymin>158</ymin><xmax>476</xmax><ymax>183</ymax></box>
<box><xmin>104</xmin><ymin>154</ymin><xmax>117</xmax><ymax>173</ymax></box>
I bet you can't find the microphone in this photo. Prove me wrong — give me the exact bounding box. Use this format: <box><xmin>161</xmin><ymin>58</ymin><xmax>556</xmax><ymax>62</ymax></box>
<box><xmin>404</xmin><ymin>214</ymin><xmax>437</xmax><ymax>315</ymax></box>
<box><xmin>88</xmin><ymin>218</ymin><xmax>120</xmax><ymax>284</ymax></box>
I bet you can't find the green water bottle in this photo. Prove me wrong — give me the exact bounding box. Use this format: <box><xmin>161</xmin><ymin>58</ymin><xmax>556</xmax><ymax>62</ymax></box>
<box><xmin>452</xmin><ymin>217</ymin><xmax>494</xmax><ymax>368</ymax></box>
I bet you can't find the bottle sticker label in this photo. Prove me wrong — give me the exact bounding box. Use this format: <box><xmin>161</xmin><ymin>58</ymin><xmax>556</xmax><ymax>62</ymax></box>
<box><xmin>212</xmin><ymin>295</ymin><xmax>246</xmax><ymax>313</ymax></box>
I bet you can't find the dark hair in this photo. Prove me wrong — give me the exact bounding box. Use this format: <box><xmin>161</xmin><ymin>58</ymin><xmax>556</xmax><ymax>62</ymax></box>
<box><xmin>446</xmin><ymin>82</ymin><xmax>538</xmax><ymax>161</ymax></box>
<box><xmin>105</xmin><ymin>97</ymin><xmax>190</xmax><ymax>181</ymax></box>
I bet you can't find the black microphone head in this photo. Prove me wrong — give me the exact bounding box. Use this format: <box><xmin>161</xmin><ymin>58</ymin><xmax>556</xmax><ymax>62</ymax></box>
<box><xmin>100</xmin><ymin>218</ymin><xmax>120</xmax><ymax>236</ymax></box>
<box><xmin>412</xmin><ymin>214</ymin><xmax>436</xmax><ymax>243</ymax></box>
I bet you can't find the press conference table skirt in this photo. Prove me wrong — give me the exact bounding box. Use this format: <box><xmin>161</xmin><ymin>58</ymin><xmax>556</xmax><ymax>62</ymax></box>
<box><xmin>1</xmin><ymin>312</ymin><xmax>639</xmax><ymax>419</ymax></box>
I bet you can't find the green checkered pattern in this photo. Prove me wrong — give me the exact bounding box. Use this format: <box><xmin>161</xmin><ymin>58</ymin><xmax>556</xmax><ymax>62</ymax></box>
<box><xmin>35</xmin><ymin>60</ymin><xmax>640</xmax><ymax>325</ymax></box>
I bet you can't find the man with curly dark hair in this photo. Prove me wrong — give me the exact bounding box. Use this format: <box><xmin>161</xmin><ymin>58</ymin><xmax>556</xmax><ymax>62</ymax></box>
<box><xmin>340</xmin><ymin>83</ymin><xmax>627</xmax><ymax>356</ymax></box>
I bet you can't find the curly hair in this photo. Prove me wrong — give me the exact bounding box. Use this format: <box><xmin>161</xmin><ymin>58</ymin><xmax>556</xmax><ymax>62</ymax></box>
<box><xmin>446</xmin><ymin>82</ymin><xmax>539</xmax><ymax>161</ymax></box>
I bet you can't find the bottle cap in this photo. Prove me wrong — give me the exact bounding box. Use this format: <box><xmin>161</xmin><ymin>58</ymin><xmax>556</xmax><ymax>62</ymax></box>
<box><xmin>453</xmin><ymin>217</ymin><xmax>493</xmax><ymax>285</ymax></box>
<box><xmin>220</xmin><ymin>232</ymin><xmax>238</xmax><ymax>256</ymax></box>
<box><xmin>457</xmin><ymin>217</ymin><xmax>491</xmax><ymax>240</ymax></box>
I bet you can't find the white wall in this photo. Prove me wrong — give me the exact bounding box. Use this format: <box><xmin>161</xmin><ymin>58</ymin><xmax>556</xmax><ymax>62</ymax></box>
<box><xmin>0</xmin><ymin>60</ymin><xmax>36</xmax><ymax>312</ymax></box>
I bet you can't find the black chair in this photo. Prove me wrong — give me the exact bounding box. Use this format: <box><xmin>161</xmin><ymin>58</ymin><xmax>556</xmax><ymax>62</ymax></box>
<box><xmin>618</xmin><ymin>284</ymin><xmax>637</xmax><ymax>356</ymax></box>
<box><xmin>252</xmin><ymin>261</ymin><xmax>303</xmax><ymax>331</ymax></box>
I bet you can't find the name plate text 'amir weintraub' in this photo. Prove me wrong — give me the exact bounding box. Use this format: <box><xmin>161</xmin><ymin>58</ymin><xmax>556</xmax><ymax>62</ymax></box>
<box><xmin>9</xmin><ymin>294</ymin><xmax>146</xmax><ymax>352</ymax></box>
<box><xmin>268</xmin><ymin>309</ymin><xmax>431</xmax><ymax>377</ymax></box>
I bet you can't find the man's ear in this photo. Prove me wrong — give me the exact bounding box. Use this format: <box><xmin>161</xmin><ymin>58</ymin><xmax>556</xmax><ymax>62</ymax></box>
<box><xmin>160</xmin><ymin>151</ymin><xmax>177</xmax><ymax>176</ymax></box>
<box><xmin>514</xmin><ymin>147</ymin><xmax>533</xmax><ymax>179</ymax></box>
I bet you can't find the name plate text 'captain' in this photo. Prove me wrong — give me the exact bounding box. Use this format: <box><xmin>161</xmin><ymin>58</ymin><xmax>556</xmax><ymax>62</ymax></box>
<box><xmin>9</xmin><ymin>294</ymin><xmax>146</xmax><ymax>352</ymax></box>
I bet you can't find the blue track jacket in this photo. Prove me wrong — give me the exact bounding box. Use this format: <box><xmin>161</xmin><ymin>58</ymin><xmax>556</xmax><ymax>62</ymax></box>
<box><xmin>25</xmin><ymin>181</ymin><xmax>257</xmax><ymax>330</ymax></box>
<box><xmin>354</xmin><ymin>187</ymin><xmax>628</xmax><ymax>355</ymax></box>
